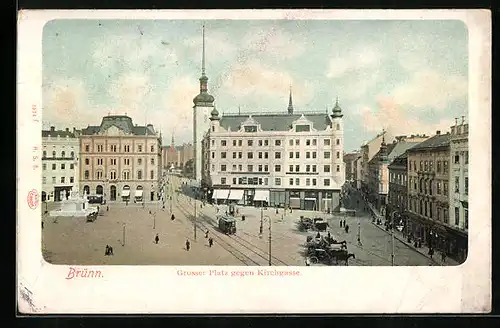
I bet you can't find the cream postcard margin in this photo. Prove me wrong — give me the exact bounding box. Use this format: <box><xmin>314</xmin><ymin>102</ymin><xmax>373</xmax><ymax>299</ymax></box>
<box><xmin>17</xmin><ymin>9</ymin><xmax>491</xmax><ymax>314</ymax></box>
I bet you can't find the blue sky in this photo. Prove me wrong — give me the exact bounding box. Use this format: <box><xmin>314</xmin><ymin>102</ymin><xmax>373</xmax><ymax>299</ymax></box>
<box><xmin>42</xmin><ymin>19</ymin><xmax>468</xmax><ymax>151</ymax></box>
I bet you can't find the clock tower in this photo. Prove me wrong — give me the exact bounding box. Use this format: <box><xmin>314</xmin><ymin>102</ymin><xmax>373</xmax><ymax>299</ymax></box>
<box><xmin>192</xmin><ymin>23</ymin><xmax>214</xmax><ymax>183</ymax></box>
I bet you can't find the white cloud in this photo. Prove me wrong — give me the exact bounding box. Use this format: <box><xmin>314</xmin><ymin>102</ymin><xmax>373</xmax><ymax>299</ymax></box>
<box><xmin>360</xmin><ymin>96</ymin><xmax>454</xmax><ymax>136</ymax></box>
<box><xmin>108</xmin><ymin>72</ymin><xmax>152</xmax><ymax>115</ymax></box>
<box><xmin>241</xmin><ymin>27</ymin><xmax>305</xmax><ymax>59</ymax></box>
<box><xmin>391</xmin><ymin>69</ymin><xmax>467</xmax><ymax>110</ymax></box>
<box><xmin>183</xmin><ymin>31</ymin><xmax>237</xmax><ymax>63</ymax></box>
<box><xmin>327</xmin><ymin>47</ymin><xmax>382</xmax><ymax>79</ymax></box>
<box><xmin>222</xmin><ymin>61</ymin><xmax>313</xmax><ymax>105</ymax></box>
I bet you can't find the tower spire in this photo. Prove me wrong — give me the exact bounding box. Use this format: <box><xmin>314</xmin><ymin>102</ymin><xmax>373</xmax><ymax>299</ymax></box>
<box><xmin>171</xmin><ymin>133</ymin><xmax>175</xmax><ymax>149</ymax></box>
<box><xmin>287</xmin><ymin>85</ymin><xmax>294</xmax><ymax>114</ymax></box>
<box><xmin>202</xmin><ymin>22</ymin><xmax>206</xmax><ymax>77</ymax></box>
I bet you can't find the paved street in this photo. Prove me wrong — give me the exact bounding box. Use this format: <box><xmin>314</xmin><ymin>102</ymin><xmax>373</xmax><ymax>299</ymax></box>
<box><xmin>42</xmin><ymin>176</ymin><xmax>441</xmax><ymax>266</ymax></box>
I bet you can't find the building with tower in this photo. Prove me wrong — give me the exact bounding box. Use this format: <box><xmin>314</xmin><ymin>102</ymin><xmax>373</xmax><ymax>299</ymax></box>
<box><xmin>200</xmin><ymin>92</ymin><xmax>346</xmax><ymax>212</ymax></box>
<box><xmin>78</xmin><ymin>115</ymin><xmax>162</xmax><ymax>203</ymax></box>
<box><xmin>192</xmin><ymin>24</ymin><xmax>214</xmax><ymax>185</ymax></box>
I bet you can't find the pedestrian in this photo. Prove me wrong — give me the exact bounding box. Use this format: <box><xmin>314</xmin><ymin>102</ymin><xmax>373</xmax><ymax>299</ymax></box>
<box><xmin>149</xmin><ymin>210</ymin><xmax>152</xmax><ymax>215</ymax></box>
<box><xmin>259</xmin><ymin>225</ymin><xmax>263</xmax><ymax>235</ymax></box>
<box><xmin>429</xmin><ymin>248</ymin><xmax>434</xmax><ymax>259</ymax></box>
<box><xmin>316</xmin><ymin>232</ymin><xmax>321</xmax><ymax>239</ymax></box>
<box><xmin>155</xmin><ymin>233</ymin><xmax>159</xmax><ymax>244</ymax></box>
<box><xmin>345</xmin><ymin>225</ymin><xmax>349</xmax><ymax>233</ymax></box>
<box><xmin>105</xmin><ymin>245</ymin><xmax>109</xmax><ymax>256</ymax></box>
<box><xmin>171</xmin><ymin>214</ymin><xmax>175</xmax><ymax>221</ymax></box>
<box><xmin>107</xmin><ymin>205</ymin><xmax>109</xmax><ymax>211</ymax></box>
<box><xmin>276</xmin><ymin>208</ymin><xmax>279</xmax><ymax>214</ymax></box>
<box><xmin>108</xmin><ymin>246</ymin><xmax>113</xmax><ymax>256</ymax></box>
<box><xmin>339</xmin><ymin>220</ymin><xmax>342</xmax><ymax>228</ymax></box>
<box><xmin>441</xmin><ymin>251</ymin><xmax>446</xmax><ymax>263</ymax></box>
<box><xmin>343</xmin><ymin>219</ymin><xmax>346</xmax><ymax>227</ymax></box>
<box><xmin>327</xmin><ymin>231</ymin><xmax>331</xmax><ymax>239</ymax></box>
<box><xmin>97</xmin><ymin>205</ymin><xmax>100</xmax><ymax>212</ymax></box>
<box><xmin>41</xmin><ymin>221</ymin><xmax>44</xmax><ymax>229</ymax></box>
<box><xmin>186</xmin><ymin>239</ymin><xmax>191</xmax><ymax>251</ymax></box>
<box><xmin>205</xmin><ymin>230</ymin><xmax>209</xmax><ymax>238</ymax></box>
<box><xmin>208</xmin><ymin>237</ymin><xmax>213</xmax><ymax>248</ymax></box>
<box><xmin>305</xmin><ymin>257</ymin><xmax>311</xmax><ymax>266</ymax></box>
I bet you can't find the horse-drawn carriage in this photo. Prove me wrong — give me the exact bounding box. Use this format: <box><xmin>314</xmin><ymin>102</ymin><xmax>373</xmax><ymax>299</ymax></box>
<box><xmin>305</xmin><ymin>233</ymin><xmax>354</xmax><ymax>265</ymax></box>
<box><xmin>298</xmin><ymin>217</ymin><xmax>329</xmax><ymax>232</ymax></box>
<box><xmin>298</xmin><ymin>217</ymin><xmax>314</xmax><ymax>231</ymax></box>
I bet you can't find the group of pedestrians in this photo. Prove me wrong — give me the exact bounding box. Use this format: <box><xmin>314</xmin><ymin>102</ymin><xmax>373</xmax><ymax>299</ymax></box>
<box><xmin>339</xmin><ymin>219</ymin><xmax>349</xmax><ymax>233</ymax></box>
<box><xmin>105</xmin><ymin>245</ymin><xmax>114</xmax><ymax>256</ymax></box>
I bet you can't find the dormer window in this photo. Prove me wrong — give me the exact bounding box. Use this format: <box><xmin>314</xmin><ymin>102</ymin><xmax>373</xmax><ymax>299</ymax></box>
<box><xmin>244</xmin><ymin>125</ymin><xmax>257</xmax><ymax>133</ymax></box>
<box><xmin>295</xmin><ymin>124</ymin><xmax>310</xmax><ymax>132</ymax></box>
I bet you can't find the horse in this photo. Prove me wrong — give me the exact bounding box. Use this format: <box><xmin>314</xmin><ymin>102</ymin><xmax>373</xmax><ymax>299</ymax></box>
<box><xmin>334</xmin><ymin>252</ymin><xmax>355</xmax><ymax>266</ymax></box>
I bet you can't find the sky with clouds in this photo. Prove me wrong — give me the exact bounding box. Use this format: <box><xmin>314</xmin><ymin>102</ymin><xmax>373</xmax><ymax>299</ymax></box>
<box><xmin>42</xmin><ymin>19</ymin><xmax>468</xmax><ymax>152</ymax></box>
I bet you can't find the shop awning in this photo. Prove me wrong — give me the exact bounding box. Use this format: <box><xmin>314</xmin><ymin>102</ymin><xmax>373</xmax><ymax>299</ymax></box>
<box><xmin>213</xmin><ymin>189</ymin><xmax>230</xmax><ymax>199</ymax></box>
<box><xmin>253</xmin><ymin>190</ymin><xmax>270</xmax><ymax>201</ymax></box>
<box><xmin>228</xmin><ymin>189</ymin><xmax>244</xmax><ymax>200</ymax></box>
<box><xmin>134</xmin><ymin>190</ymin><xmax>143</xmax><ymax>198</ymax></box>
<box><xmin>122</xmin><ymin>190</ymin><xmax>130</xmax><ymax>197</ymax></box>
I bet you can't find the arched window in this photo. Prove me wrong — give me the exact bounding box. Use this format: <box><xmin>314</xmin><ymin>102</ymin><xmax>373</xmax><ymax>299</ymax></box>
<box><xmin>70</xmin><ymin>151</ymin><xmax>74</xmax><ymax>158</ymax></box>
<box><xmin>85</xmin><ymin>158</ymin><xmax>89</xmax><ymax>165</ymax></box>
<box><xmin>52</xmin><ymin>151</ymin><xmax>56</xmax><ymax>158</ymax></box>
<box><xmin>43</xmin><ymin>151</ymin><xmax>47</xmax><ymax>158</ymax></box>
<box><xmin>137</xmin><ymin>170</ymin><xmax>142</xmax><ymax>180</ymax></box>
<box><xmin>336</xmin><ymin>124</ymin><xmax>340</xmax><ymax>130</ymax></box>
<box><xmin>61</xmin><ymin>151</ymin><xmax>65</xmax><ymax>158</ymax></box>
<box><xmin>84</xmin><ymin>170</ymin><xmax>89</xmax><ymax>179</ymax></box>
<box><xmin>110</xmin><ymin>170</ymin><xmax>117</xmax><ymax>180</ymax></box>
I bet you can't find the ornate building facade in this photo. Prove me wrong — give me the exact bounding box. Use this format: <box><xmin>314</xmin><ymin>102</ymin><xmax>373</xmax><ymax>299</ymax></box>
<box><xmin>78</xmin><ymin>115</ymin><xmax>162</xmax><ymax>203</ymax></box>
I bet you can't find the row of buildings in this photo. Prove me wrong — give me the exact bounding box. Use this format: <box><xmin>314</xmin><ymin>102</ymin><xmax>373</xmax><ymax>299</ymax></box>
<box><xmin>41</xmin><ymin>116</ymin><xmax>193</xmax><ymax>203</ymax></box>
<box><xmin>343</xmin><ymin>118</ymin><xmax>469</xmax><ymax>263</ymax></box>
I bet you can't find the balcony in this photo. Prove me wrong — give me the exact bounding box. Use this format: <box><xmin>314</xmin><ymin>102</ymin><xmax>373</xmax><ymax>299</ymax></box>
<box><xmin>42</xmin><ymin>156</ymin><xmax>76</xmax><ymax>161</ymax></box>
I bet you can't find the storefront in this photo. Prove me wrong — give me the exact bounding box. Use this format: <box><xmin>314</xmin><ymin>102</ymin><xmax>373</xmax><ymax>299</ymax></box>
<box><xmin>134</xmin><ymin>185</ymin><xmax>143</xmax><ymax>203</ymax></box>
<box><xmin>228</xmin><ymin>189</ymin><xmax>244</xmax><ymax>205</ymax></box>
<box><xmin>269</xmin><ymin>189</ymin><xmax>286</xmax><ymax>208</ymax></box>
<box><xmin>253</xmin><ymin>189</ymin><xmax>270</xmax><ymax>207</ymax></box>
<box><xmin>121</xmin><ymin>185</ymin><xmax>130</xmax><ymax>202</ymax></box>
<box><xmin>289</xmin><ymin>190</ymin><xmax>301</xmax><ymax>209</ymax></box>
<box><xmin>304</xmin><ymin>191</ymin><xmax>318</xmax><ymax>211</ymax></box>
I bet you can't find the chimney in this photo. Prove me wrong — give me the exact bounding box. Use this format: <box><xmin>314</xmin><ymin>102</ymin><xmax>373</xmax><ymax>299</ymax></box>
<box><xmin>461</xmin><ymin>115</ymin><xmax>465</xmax><ymax>125</ymax></box>
<box><xmin>50</xmin><ymin>126</ymin><xmax>55</xmax><ymax>132</ymax></box>
<box><xmin>436</xmin><ymin>130</ymin><xmax>441</xmax><ymax>135</ymax></box>
<box><xmin>455</xmin><ymin>117</ymin><xmax>458</xmax><ymax>126</ymax></box>
<box><xmin>73</xmin><ymin>127</ymin><xmax>76</xmax><ymax>133</ymax></box>
<box><xmin>65</xmin><ymin>128</ymin><xmax>69</xmax><ymax>132</ymax></box>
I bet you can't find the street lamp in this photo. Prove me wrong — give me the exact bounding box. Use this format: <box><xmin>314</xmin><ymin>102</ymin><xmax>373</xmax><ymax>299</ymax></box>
<box><xmin>122</xmin><ymin>223</ymin><xmax>126</xmax><ymax>246</ymax></box>
<box><xmin>262</xmin><ymin>215</ymin><xmax>272</xmax><ymax>266</ymax></box>
<box><xmin>390</xmin><ymin>212</ymin><xmax>396</xmax><ymax>266</ymax></box>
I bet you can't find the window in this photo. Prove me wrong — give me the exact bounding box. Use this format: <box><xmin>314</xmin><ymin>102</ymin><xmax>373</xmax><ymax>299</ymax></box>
<box><xmin>324</xmin><ymin>178</ymin><xmax>330</xmax><ymax>186</ymax></box>
<box><xmin>233</xmin><ymin>177</ymin><xmax>237</xmax><ymax>184</ymax></box>
<box><xmin>275</xmin><ymin>165</ymin><xmax>281</xmax><ymax>172</ymax></box>
<box><xmin>258</xmin><ymin>140</ymin><xmax>263</xmax><ymax>146</ymax></box>
<box><xmin>275</xmin><ymin>140</ymin><xmax>281</xmax><ymax>146</ymax></box>
<box><xmin>419</xmin><ymin>161</ymin><xmax>423</xmax><ymax>171</ymax></box>
<box><xmin>151</xmin><ymin>145</ymin><xmax>155</xmax><ymax>152</ymax></box>
<box><xmin>123</xmin><ymin>171</ymin><xmax>130</xmax><ymax>180</ymax></box>
<box><xmin>289</xmin><ymin>165</ymin><xmax>294</xmax><ymax>172</ymax></box>
<box><xmin>306</xmin><ymin>139</ymin><xmax>311</xmax><ymax>146</ymax></box>
<box><xmin>336</xmin><ymin>165</ymin><xmax>340</xmax><ymax>172</ymax></box>
<box><xmin>312</xmin><ymin>152</ymin><xmax>317</xmax><ymax>159</ymax></box>
<box><xmin>138</xmin><ymin>145</ymin><xmax>143</xmax><ymax>152</ymax></box>
<box><xmin>336</xmin><ymin>139</ymin><xmax>340</xmax><ymax>145</ymax></box>
<box><xmin>289</xmin><ymin>178</ymin><xmax>294</xmax><ymax>186</ymax></box>
<box><xmin>306</xmin><ymin>152</ymin><xmax>310</xmax><ymax>159</ymax></box>
<box><xmin>138</xmin><ymin>158</ymin><xmax>142</xmax><ymax>165</ymax></box>
<box><xmin>52</xmin><ymin>151</ymin><xmax>56</xmax><ymax>158</ymax></box>
<box><xmin>258</xmin><ymin>165</ymin><xmax>263</xmax><ymax>172</ymax></box>
<box><xmin>211</xmin><ymin>165</ymin><xmax>215</xmax><ymax>171</ymax></box>
<box><xmin>135</xmin><ymin>170</ymin><xmax>143</xmax><ymax>180</ymax></box>
<box><xmin>150</xmin><ymin>170</ymin><xmax>154</xmax><ymax>179</ymax></box>
<box><xmin>444</xmin><ymin>209</ymin><xmax>449</xmax><ymax>224</ymax></box>
<box><xmin>61</xmin><ymin>163</ymin><xmax>65</xmax><ymax>170</ymax></box>
<box><xmin>443</xmin><ymin>161</ymin><xmax>448</xmax><ymax>173</ymax></box>
<box><xmin>238</xmin><ymin>140</ymin><xmax>243</xmax><ymax>146</ymax></box>
<box><xmin>437</xmin><ymin>207</ymin><xmax>441</xmax><ymax>221</ymax></box>
<box><xmin>454</xmin><ymin>152</ymin><xmax>460</xmax><ymax>164</ymax></box>
<box><xmin>42</xmin><ymin>163</ymin><xmax>46</xmax><ymax>170</ymax></box>
<box><xmin>275</xmin><ymin>152</ymin><xmax>281</xmax><ymax>159</ymax></box>
<box><xmin>465</xmin><ymin>151</ymin><xmax>469</xmax><ymax>164</ymax></box>
<box><xmin>464</xmin><ymin>209</ymin><xmax>468</xmax><ymax>229</ymax></box>
<box><xmin>306</xmin><ymin>178</ymin><xmax>310</xmax><ymax>186</ymax></box>
<box><xmin>248</xmin><ymin>165</ymin><xmax>253</xmax><ymax>172</ymax></box>
<box><xmin>324</xmin><ymin>139</ymin><xmax>331</xmax><ymax>146</ymax></box>
<box><xmin>306</xmin><ymin>165</ymin><xmax>310</xmax><ymax>172</ymax></box>
<box><xmin>413</xmin><ymin>161</ymin><xmax>417</xmax><ymax>171</ymax></box>
<box><xmin>289</xmin><ymin>139</ymin><xmax>294</xmax><ymax>146</ymax></box>
<box><xmin>455</xmin><ymin>207</ymin><xmax>460</xmax><ymax>226</ymax></box>
<box><xmin>221</xmin><ymin>140</ymin><xmax>227</xmax><ymax>146</ymax></box>
<box><xmin>336</xmin><ymin>152</ymin><xmax>340</xmax><ymax>159</ymax></box>
<box><xmin>110</xmin><ymin>171</ymin><xmax>117</xmax><ymax>180</ymax></box>
<box><xmin>437</xmin><ymin>161</ymin><xmax>441</xmax><ymax>173</ymax></box>
<box><xmin>295</xmin><ymin>165</ymin><xmax>300</xmax><ymax>172</ymax></box>
<box><xmin>264</xmin><ymin>178</ymin><xmax>268</xmax><ymax>185</ymax></box>
<box><xmin>312</xmin><ymin>178</ymin><xmax>317</xmax><ymax>186</ymax></box>
<box><xmin>211</xmin><ymin>152</ymin><xmax>215</xmax><ymax>159</ymax></box>
<box><xmin>443</xmin><ymin>182</ymin><xmax>448</xmax><ymax>195</ymax></box>
<box><xmin>70</xmin><ymin>164</ymin><xmax>74</xmax><ymax>169</ymax></box>
<box><xmin>455</xmin><ymin>176</ymin><xmax>460</xmax><ymax>193</ymax></box>
<box><xmin>275</xmin><ymin>178</ymin><xmax>281</xmax><ymax>186</ymax></box>
<box><xmin>221</xmin><ymin>165</ymin><xmax>227</xmax><ymax>172</ymax></box>
<box><xmin>232</xmin><ymin>164</ymin><xmax>237</xmax><ymax>171</ymax></box>
<box><xmin>264</xmin><ymin>140</ymin><xmax>269</xmax><ymax>146</ymax></box>
<box><xmin>51</xmin><ymin>176</ymin><xmax>56</xmax><ymax>184</ymax></box>
<box><xmin>238</xmin><ymin>152</ymin><xmax>242</xmax><ymax>159</ymax></box>
<box><xmin>221</xmin><ymin>177</ymin><xmax>227</xmax><ymax>185</ymax></box>
<box><xmin>233</xmin><ymin>140</ymin><xmax>237</xmax><ymax>146</ymax></box>
<box><xmin>61</xmin><ymin>151</ymin><xmax>66</xmax><ymax>158</ymax></box>
<box><xmin>43</xmin><ymin>151</ymin><xmax>47</xmax><ymax>158</ymax></box>
<box><xmin>424</xmin><ymin>161</ymin><xmax>428</xmax><ymax>171</ymax></box>
<box><xmin>289</xmin><ymin>152</ymin><xmax>294</xmax><ymax>159</ymax></box>
<box><xmin>437</xmin><ymin>181</ymin><xmax>442</xmax><ymax>194</ymax></box>
<box><xmin>336</xmin><ymin>124</ymin><xmax>340</xmax><ymax>130</ymax></box>
<box><xmin>465</xmin><ymin>177</ymin><xmax>468</xmax><ymax>195</ymax></box>
<box><xmin>295</xmin><ymin>152</ymin><xmax>300</xmax><ymax>159</ymax></box>
<box><xmin>324</xmin><ymin>152</ymin><xmax>331</xmax><ymax>159</ymax></box>
<box><xmin>221</xmin><ymin>152</ymin><xmax>227</xmax><ymax>159</ymax></box>
<box><xmin>84</xmin><ymin>170</ymin><xmax>89</xmax><ymax>179</ymax></box>
<box><xmin>52</xmin><ymin>163</ymin><xmax>56</xmax><ymax>170</ymax></box>
<box><xmin>85</xmin><ymin>145</ymin><xmax>89</xmax><ymax>152</ymax></box>
<box><xmin>232</xmin><ymin>152</ymin><xmax>237</xmax><ymax>159</ymax></box>
<box><xmin>60</xmin><ymin>177</ymin><xmax>65</xmax><ymax>183</ymax></box>
<box><xmin>264</xmin><ymin>152</ymin><xmax>268</xmax><ymax>159</ymax></box>
<box><xmin>429</xmin><ymin>202</ymin><xmax>433</xmax><ymax>218</ymax></box>
<box><xmin>429</xmin><ymin>161</ymin><xmax>434</xmax><ymax>172</ymax></box>
<box><xmin>258</xmin><ymin>152</ymin><xmax>263</xmax><ymax>159</ymax></box>
<box><xmin>312</xmin><ymin>139</ymin><xmax>317</xmax><ymax>146</ymax></box>
<box><xmin>248</xmin><ymin>140</ymin><xmax>253</xmax><ymax>146</ymax></box>
<box><xmin>295</xmin><ymin>178</ymin><xmax>300</xmax><ymax>185</ymax></box>
<box><xmin>324</xmin><ymin>165</ymin><xmax>330</xmax><ymax>173</ymax></box>
<box><xmin>151</xmin><ymin>158</ymin><xmax>155</xmax><ymax>165</ymax></box>
<box><xmin>97</xmin><ymin>145</ymin><xmax>104</xmax><ymax>152</ymax></box>
<box><xmin>247</xmin><ymin>152</ymin><xmax>253</xmax><ymax>159</ymax></box>
<box><xmin>238</xmin><ymin>165</ymin><xmax>242</xmax><ymax>171</ymax></box>
<box><xmin>96</xmin><ymin>171</ymin><xmax>103</xmax><ymax>179</ymax></box>
<box><xmin>295</xmin><ymin>139</ymin><xmax>300</xmax><ymax>146</ymax></box>
<box><xmin>111</xmin><ymin>159</ymin><xmax>117</xmax><ymax>165</ymax></box>
<box><xmin>312</xmin><ymin>165</ymin><xmax>317</xmax><ymax>173</ymax></box>
<box><xmin>124</xmin><ymin>145</ymin><xmax>130</xmax><ymax>152</ymax></box>
<box><xmin>264</xmin><ymin>165</ymin><xmax>268</xmax><ymax>172</ymax></box>
<box><xmin>42</xmin><ymin>177</ymin><xmax>46</xmax><ymax>184</ymax></box>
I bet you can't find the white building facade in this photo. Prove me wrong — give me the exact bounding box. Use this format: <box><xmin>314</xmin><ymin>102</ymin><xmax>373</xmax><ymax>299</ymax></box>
<box><xmin>201</xmin><ymin>96</ymin><xmax>345</xmax><ymax>212</ymax></box>
<box><xmin>42</xmin><ymin>127</ymin><xmax>80</xmax><ymax>202</ymax></box>
<box><xmin>449</xmin><ymin>119</ymin><xmax>468</xmax><ymax>260</ymax></box>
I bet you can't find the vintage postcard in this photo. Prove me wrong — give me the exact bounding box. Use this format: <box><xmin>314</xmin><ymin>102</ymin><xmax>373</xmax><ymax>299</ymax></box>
<box><xmin>17</xmin><ymin>9</ymin><xmax>491</xmax><ymax>313</ymax></box>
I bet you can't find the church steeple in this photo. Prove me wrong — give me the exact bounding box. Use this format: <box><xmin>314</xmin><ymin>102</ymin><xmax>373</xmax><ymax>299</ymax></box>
<box><xmin>287</xmin><ymin>85</ymin><xmax>294</xmax><ymax>114</ymax></box>
<box><xmin>379</xmin><ymin>129</ymin><xmax>388</xmax><ymax>163</ymax></box>
<box><xmin>193</xmin><ymin>23</ymin><xmax>214</xmax><ymax>107</ymax></box>
<box><xmin>171</xmin><ymin>133</ymin><xmax>175</xmax><ymax>150</ymax></box>
<box><xmin>331</xmin><ymin>96</ymin><xmax>343</xmax><ymax>118</ymax></box>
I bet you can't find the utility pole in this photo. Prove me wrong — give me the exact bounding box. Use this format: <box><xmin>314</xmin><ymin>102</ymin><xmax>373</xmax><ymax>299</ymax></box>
<box><xmin>357</xmin><ymin>220</ymin><xmax>362</xmax><ymax>246</ymax></box>
<box><xmin>391</xmin><ymin>213</ymin><xmax>395</xmax><ymax>266</ymax></box>
<box><xmin>194</xmin><ymin>199</ymin><xmax>197</xmax><ymax>241</ymax></box>
<box><xmin>260</xmin><ymin>207</ymin><xmax>263</xmax><ymax>237</ymax></box>
<box><xmin>269</xmin><ymin>216</ymin><xmax>272</xmax><ymax>266</ymax></box>
<box><xmin>122</xmin><ymin>223</ymin><xmax>126</xmax><ymax>246</ymax></box>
